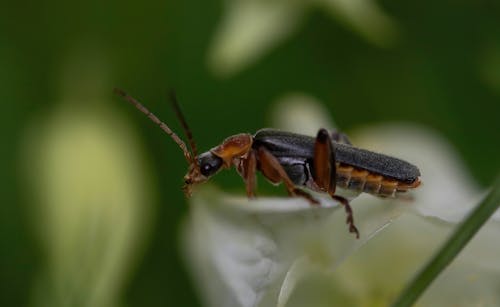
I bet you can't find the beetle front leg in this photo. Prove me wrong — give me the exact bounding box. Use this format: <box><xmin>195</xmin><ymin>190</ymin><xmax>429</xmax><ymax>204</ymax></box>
<box><xmin>314</xmin><ymin>129</ymin><xmax>359</xmax><ymax>238</ymax></box>
<box><xmin>238</xmin><ymin>149</ymin><xmax>257</xmax><ymax>198</ymax></box>
<box><xmin>256</xmin><ymin>147</ymin><xmax>319</xmax><ymax>205</ymax></box>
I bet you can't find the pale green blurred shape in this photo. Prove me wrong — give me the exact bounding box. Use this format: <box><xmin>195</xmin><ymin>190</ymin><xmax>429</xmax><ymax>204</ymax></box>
<box><xmin>320</xmin><ymin>0</ymin><xmax>397</xmax><ymax>46</ymax></box>
<box><xmin>21</xmin><ymin>47</ymin><xmax>155</xmax><ymax>307</ymax></box>
<box><xmin>208</xmin><ymin>0</ymin><xmax>304</xmax><ymax>77</ymax></box>
<box><xmin>208</xmin><ymin>0</ymin><xmax>398</xmax><ymax>77</ymax></box>
<box><xmin>270</xmin><ymin>93</ymin><xmax>335</xmax><ymax>136</ymax></box>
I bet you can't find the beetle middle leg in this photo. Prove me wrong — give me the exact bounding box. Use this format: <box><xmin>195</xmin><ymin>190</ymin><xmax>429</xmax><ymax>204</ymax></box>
<box><xmin>256</xmin><ymin>147</ymin><xmax>319</xmax><ymax>205</ymax></box>
<box><xmin>314</xmin><ymin>129</ymin><xmax>359</xmax><ymax>238</ymax></box>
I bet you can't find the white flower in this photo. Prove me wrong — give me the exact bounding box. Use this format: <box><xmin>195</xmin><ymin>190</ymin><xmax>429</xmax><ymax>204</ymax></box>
<box><xmin>182</xmin><ymin>94</ymin><xmax>500</xmax><ymax>307</ymax></box>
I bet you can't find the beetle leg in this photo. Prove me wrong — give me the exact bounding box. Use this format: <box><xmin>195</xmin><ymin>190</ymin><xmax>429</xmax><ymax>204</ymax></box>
<box><xmin>257</xmin><ymin>147</ymin><xmax>319</xmax><ymax>205</ymax></box>
<box><xmin>331</xmin><ymin>130</ymin><xmax>352</xmax><ymax>145</ymax></box>
<box><xmin>241</xmin><ymin>149</ymin><xmax>257</xmax><ymax>197</ymax></box>
<box><xmin>314</xmin><ymin>129</ymin><xmax>359</xmax><ymax>238</ymax></box>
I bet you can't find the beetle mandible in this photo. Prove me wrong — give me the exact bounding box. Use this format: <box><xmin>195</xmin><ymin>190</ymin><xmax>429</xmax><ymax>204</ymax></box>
<box><xmin>115</xmin><ymin>89</ymin><xmax>421</xmax><ymax>238</ymax></box>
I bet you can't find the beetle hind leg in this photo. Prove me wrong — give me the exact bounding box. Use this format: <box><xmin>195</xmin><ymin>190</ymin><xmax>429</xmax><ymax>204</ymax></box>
<box><xmin>314</xmin><ymin>129</ymin><xmax>359</xmax><ymax>238</ymax></box>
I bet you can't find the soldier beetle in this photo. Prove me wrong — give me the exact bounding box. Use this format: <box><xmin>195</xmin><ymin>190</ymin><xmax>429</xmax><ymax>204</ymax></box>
<box><xmin>115</xmin><ymin>89</ymin><xmax>421</xmax><ymax>238</ymax></box>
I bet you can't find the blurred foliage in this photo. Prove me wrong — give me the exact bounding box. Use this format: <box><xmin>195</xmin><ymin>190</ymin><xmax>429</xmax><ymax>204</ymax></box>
<box><xmin>1</xmin><ymin>0</ymin><xmax>499</xmax><ymax>306</ymax></box>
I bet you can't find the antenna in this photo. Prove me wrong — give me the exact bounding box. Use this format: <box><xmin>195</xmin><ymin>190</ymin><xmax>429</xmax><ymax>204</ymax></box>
<box><xmin>169</xmin><ymin>91</ymin><xmax>200</xmax><ymax>170</ymax></box>
<box><xmin>114</xmin><ymin>88</ymin><xmax>193</xmax><ymax>164</ymax></box>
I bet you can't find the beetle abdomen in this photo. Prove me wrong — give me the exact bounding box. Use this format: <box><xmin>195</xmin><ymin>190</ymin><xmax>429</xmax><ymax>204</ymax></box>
<box><xmin>336</xmin><ymin>163</ymin><xmax>421</xmax><ymax>197</ymax></box>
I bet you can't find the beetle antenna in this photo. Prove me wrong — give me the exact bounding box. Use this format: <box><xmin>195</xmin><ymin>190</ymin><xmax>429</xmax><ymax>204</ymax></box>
<box><xmin>114</xmin><ymin>88</ymin><xmax>193</xmax><ymax>164</ymax></box>
<box><xmin>169</xmin><ymin>91</ymin><xmax>200</xmax><ymax>169</ymax></box>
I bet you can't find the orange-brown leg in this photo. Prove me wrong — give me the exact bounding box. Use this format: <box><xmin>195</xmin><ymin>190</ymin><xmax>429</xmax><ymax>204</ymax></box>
<box><xmin>314</xmin><ymin>129</ymin><xmax>359</xmax><ymax>238</ymax></box>
<box><xmin>241</xmin><ymin>149</ymin><xmax>257</xmax><ymax>197</ymax></box>
<box><xmin>257</xmin><ymin>147</ymin><xmax>319</xmax><ymax>204</ymax></box>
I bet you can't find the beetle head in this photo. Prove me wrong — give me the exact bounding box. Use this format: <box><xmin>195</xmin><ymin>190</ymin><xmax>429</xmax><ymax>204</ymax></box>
<box><xmin>183</xmin><ymin>151</ymin><xmax>224</xmax><ymax>196</ymax></box>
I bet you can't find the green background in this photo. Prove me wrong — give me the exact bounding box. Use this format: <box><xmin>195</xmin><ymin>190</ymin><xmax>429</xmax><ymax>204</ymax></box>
<box><xmin>1</xmin><ymin>1</ymin><xmax>499</xmax><ymax>306</ymax></box>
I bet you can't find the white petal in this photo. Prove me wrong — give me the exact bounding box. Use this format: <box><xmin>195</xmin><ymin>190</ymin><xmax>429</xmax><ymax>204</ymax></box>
<box><xmin>182</xmin><ymin>186</ymin><xmax>404</xmax><ymax>307</ymax></box>
<box><xmin>314</xmin><ymin>211</ymin><xmax>500</xmax><ymax>306</ymax></box>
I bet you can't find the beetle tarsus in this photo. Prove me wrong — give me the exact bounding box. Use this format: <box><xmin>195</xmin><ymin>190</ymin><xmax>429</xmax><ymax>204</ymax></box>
<box><xmin>332</xmin><ymin>194</ymin><xmax>359</xmax><ymax>238</ymax></box>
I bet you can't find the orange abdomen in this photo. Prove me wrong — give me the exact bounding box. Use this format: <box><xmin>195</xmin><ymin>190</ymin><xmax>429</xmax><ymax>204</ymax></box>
<box><xmin>336</xmin><ymin>163</ymin><xmax>421</xmax><ymax>198</ymax></box>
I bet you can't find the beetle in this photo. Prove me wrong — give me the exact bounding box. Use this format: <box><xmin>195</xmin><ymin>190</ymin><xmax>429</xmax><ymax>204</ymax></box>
<box><xmin>115</xmin><ymin>89</ymin><xmax>421</xmax><ymax>238</ymax></box>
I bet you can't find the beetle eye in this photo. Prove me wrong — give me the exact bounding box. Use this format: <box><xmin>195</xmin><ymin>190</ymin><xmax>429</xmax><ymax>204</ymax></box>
<box><xmin>201</xmin><ymin>163</ymin><xmax>212</xmax><ymax>175</ymax></box>
<box><xmin>198</xmin><ymin>152</ymin><xmax>223</xmax><ymax>177</ymax></box>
